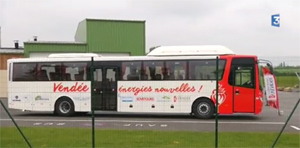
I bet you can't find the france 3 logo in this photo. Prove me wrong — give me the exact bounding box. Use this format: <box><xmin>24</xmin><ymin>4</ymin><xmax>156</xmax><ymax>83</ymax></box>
<box><xmin>271</xmin><ymin>14</ymin><xmax>280</xmax><ymax>27</ymax></box>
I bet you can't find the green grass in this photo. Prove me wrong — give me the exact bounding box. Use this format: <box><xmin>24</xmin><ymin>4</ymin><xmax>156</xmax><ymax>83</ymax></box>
<box><xmin>276</xmin><ymin>76</ymin><xmax>299</xmax><ymax>87</ymax></box>
<box><xmin>274</xmin><ymin>68</ymin><xmax>300</xmax><ymax>73</ymax></box>
<box><xmin>272</xmin><ymin>67</ymin><xmax>299</xmax><ymax>87</ymax></box>
<box><xmin>0</xmin><ymin>127</ymin><xmax>299</xmax><ymax>148</ymax></box>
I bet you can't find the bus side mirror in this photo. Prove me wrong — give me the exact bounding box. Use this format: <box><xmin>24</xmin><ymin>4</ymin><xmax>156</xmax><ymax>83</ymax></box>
<box><xmin>266</xmin><ymin>63</ymin><xmax>274</xmax><ymax>74</ymax></box>
<box><xmin>270</xmin><ymin>67</ymin><xmax>274</xmax><ymax>74</ymax></box>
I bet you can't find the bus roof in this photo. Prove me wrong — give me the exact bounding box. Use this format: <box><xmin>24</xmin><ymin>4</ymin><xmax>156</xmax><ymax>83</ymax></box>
<box><xmin>7</xmin><ymin>54</ymin><xmax>257</xmax><ymax>63</ymax></box>
<box><xmin>147</xmin><ymin>45</ymin><xmax>235</xmax><ymax>56</ymax></box>
<box><xmin>8</xmin><ymin>55</ymin><xmax>222</xmax><ymax>63</ymax></box>
<box><xmin>48</xmin><ymin>53</ymin><xmax>100</xmax><ymax>58</ymax></box>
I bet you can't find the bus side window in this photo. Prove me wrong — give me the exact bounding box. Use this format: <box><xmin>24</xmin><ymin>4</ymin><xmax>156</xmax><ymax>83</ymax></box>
<box><xmin>62</xmin><ymin>62</ymin><xmax>88</xmax><ymax>81</ymax></box>
<box><xmin>165</xmin><ymin>61</ymin><xmax>187</xmax><ymax>80</ymax></box>
<box><xmin>143</xmin><ymin>61</ymin><xmax>164</xmax><ymax>80</ymax></box>
<box><xmin>230</xmin><ymin>66</ymin><xmax>254</xmax><ymax>88</ymax></box>
<box><xmin>37</xmin><ymin>63</ymin><xmax>62</xmax><ymax>81</ymax></box>
<box><xmin>121</xmin><ymin>62</ymin><xmax>141</xmax><ymax>80</ymax></box>
<box><xmin>189</xmin><ymin>60</ymin><xmax>226</xmax><ymax>80</ymax></box>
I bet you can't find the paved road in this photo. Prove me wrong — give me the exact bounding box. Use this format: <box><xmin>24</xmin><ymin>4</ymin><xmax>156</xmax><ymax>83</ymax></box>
<box><xmin>1</xmin><ymin>91</ymin><xmax>299</xmax><ymax>133</ymax></box>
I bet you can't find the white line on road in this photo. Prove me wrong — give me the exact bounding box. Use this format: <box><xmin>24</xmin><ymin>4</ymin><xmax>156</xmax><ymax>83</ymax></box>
<box><xmin>0</xmin><ymin>118</ymin><xmax>285</xmax><ymax>125</ymax></box>
<box><xmin>290</xmin><ymin>125</ymin><xmax>300</xmax><ymax>130</ymax></box>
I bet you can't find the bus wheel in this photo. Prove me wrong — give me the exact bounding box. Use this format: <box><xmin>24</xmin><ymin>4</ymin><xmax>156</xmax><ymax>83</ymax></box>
<box><xmin>193</xmin><ymin>99</ymin><xmax>214</xmax><ymax>119</ymax></box>
<box><xmin>55</xmin><ymin>97</ymin><xmax>75</xmax><ymax>117</ymax></box>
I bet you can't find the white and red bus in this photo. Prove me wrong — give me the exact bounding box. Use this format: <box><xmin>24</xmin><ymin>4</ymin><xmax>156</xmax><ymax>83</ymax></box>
<box><xmin>6</xmin><ymin>45</ymin><xmax>281</xmax><ymax>119</ymax></box>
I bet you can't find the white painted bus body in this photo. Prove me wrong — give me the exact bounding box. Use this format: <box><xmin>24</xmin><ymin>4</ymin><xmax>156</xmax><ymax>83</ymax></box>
<box><xmin>7</xmin><ymin>55</ymin><xmax>219</xmax><ymax>113</ymax></box>
<box><xmin>8</xmin><ymin>81</ymin><xmax>217</xmax><ymax>113</ymax></box>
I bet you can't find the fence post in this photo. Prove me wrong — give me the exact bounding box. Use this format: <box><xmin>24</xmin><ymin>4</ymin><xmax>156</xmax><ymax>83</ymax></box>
<box><xmin>271</xmin><ymin>72</ymin><xmax>300</xmax><ymax>148</ymax></box>
<box><xmin>215</xmin><ymin>56</ymin><xmax>219</xmax><ymax>148</ymax></box>
<box><xmin>0</xmin><ymin>99</ymin><xmax>32</xmax><ymax>148</ymax></box>
<box><xmin>90</xmin><ymin>57</ymin><xmax>95</xmax><ymax>148</ymax></box>
<box><xmin>271</xmin><ymin>98</ymin><xmax>300</xmax><ymax>148</ymax></box>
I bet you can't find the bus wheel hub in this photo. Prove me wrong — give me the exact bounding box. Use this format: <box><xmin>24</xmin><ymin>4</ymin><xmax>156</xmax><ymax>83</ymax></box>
<box><xmin>59</xmin><ymin>101</ymin><xmax>71</xmax><ymax>113</ymax></box>
<box><xmin>198</xmin><ymin>103</ymin><xmax>209</xmax><ymax>114</ymax></box>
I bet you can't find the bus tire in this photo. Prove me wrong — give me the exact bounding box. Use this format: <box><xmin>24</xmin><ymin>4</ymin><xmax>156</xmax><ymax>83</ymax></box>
<box><xmin>192</xmin><ymin>99</ymin><xmax>215</xmax><ymax>119</ymax></box>
<box><xmin>55</xmin><ymin>97</ymin><xmax>75</xmax><ymax>117</ymax></box>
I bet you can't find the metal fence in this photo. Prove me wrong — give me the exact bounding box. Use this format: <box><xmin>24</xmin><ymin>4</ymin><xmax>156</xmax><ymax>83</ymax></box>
<box><xmin>0</xmin><ymin>56</ymin><xmax>299</xmax><ymax>148</ymax></box>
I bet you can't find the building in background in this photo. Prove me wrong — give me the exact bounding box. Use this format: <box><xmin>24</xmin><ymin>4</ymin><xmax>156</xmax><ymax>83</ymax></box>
<box><xmin>24</xmin><ymin>18</ymin><xmax>146</xmax><ymax>57</ymax></box>
<box><xmin>0</xmin><ymin>18</ymin><xmax>146</xmax><ymax>98</ymax></box>
<box><xmin>0</xmin><ymin>41</ymin><xmax>24</xmax><ymax>98</ymax></box>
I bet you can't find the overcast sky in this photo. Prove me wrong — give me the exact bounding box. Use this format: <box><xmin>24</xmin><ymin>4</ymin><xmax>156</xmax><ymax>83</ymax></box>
<box><xmin>0</xmin><ymin>0</ymin><xmax>299</xmax><ymax>57</ymax></box>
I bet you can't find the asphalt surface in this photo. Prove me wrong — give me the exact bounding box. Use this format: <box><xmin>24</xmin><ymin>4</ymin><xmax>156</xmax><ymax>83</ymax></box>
<box><xmin>1</xmin><ymin>91</ymin><xmax>299</xmax><ymax>133</ymax></box>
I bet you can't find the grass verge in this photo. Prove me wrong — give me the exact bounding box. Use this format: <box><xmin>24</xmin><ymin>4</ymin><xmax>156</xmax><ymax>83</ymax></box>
<box><xmin>0</xmin><ymin>127</ymin><xmax>299</xmax><ymax>148</ymax></box>
<box><xmin>276</xmin><ymin>76</ymin><xmax>299</xmax><ymax>87</ymax></box>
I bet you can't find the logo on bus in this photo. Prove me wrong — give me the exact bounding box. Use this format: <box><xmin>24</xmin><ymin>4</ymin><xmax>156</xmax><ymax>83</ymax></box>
<box><xmin>53</xmin><ymin>82</ymin><xmax>89</xmax><ymax>93</ymax></box>
<box><xmin>73</xmin><ymin>97</ymin><xmax>90</xmax><ymax>101</ymax></box>
<box><xmin>12</xmin><ymin>95</ymin><xmax>21</xmax><ymax>102</ymax></box>
<box><xmin>210</xmin><ymin>84</ymin><xmax>226</xmax><ymax>106</ymax></box>
<box><xmin>136</xmin><ymin>97</ymin><xmax>154</xmax><ymax>101</ymax></box>
<box><xmin>35</xmin><ymin>95</ymin><xmax>49</xmax><ymax>101</ymax></box>
<box><xmin>157</xmin><ymin>96</ymin><xmax>171</xmax><ymax>102</ymax></box>
<box><xmin>119</xmin><ymin>95</ymin><xmax>134</xmax><ymax>102</ymax></box>
<box><xmin>173</xmin><ymin>96</ymin><xmax>191</xmax><ymax>102</ymax></box>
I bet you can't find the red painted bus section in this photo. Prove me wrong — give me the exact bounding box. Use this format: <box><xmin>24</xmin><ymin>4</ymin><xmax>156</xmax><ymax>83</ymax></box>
<box><xmin>255</xmin><ymin>90</ymin><xmax>264</xmax><ymax>115</ymax></box>
<box><xmin>217</xmin><ymin>55</ymin><xmax>263</xmax><ymax>115</ymax></box>
<box><xmin>233</xmin><ymin>86</ymin><xmax>255</xmax><ymax>112</ymax></box>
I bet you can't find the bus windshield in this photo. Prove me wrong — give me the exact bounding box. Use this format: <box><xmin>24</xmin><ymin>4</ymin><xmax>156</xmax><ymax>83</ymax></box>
<box><xmin>258</xmin><ymin>65</ymin><xmax>264</xmax><ymax>91</ymax></box>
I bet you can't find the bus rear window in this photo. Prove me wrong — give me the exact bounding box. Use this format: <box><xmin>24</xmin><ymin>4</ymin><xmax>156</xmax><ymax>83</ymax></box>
<box><xmin>8</xmin><ymin>63</ymin><xmax>11</xmax><ymax>81</ymax></box>
<box><xmin>12</xmin><ymin>63</ymin><xmax>37</xmax><ymax>81</ymax></box>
